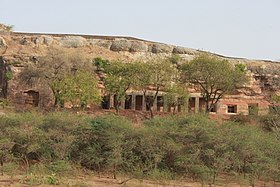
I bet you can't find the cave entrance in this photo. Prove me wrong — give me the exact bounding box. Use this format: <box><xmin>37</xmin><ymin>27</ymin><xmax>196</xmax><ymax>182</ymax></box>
<box><xmin>135</xmin><ymin>95</ymin><xmax>143</xmax><ymax>111</ymax></box>
<box><xmin>24</xmin><ymin>90</ymin><xmax>39</xmax><ymax>107</ymax></box>
<box><xmin>101</xmin><ymin>95</ymin><xmax>110</xmax><ymax>109</ymax></box>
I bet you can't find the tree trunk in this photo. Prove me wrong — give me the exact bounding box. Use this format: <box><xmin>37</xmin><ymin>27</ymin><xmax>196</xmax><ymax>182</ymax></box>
<box><xmin>113</xmin><ymin>164</ymin><xmax>117</xmax><ymax>179</ymax></box>
<box><xmin>0</xmin><ymin>157</ymin><xmax>3</xmax><ymax>176</ymax></box>
<box><xmin>212</xmin><ymin>171</ymin><xmax>217</xmax><ymax>184</ymax></box>
<box><xmin>98</xmin><ymin>163</ymin><xmax>101</xmax><ymax>178</ymax></box>
<box><xmin>115</xmin><ymin>102</ymin><xmax>120</xmax><ymax>114</ymax></box>
<box><xmin>149</xmin><ymin>107</ymin><xmax>154</xmax><ymax>119</ymax></box>
<box><xmin>24</xmin><ymin>155</ymin><xmax>29</xmax><ymax>174</ymax></box>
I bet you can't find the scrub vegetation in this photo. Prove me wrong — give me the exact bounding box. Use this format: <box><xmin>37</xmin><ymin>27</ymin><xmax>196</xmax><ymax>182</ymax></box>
<box><xmin>0</xmin><ymin>111</ymin><xmax>280</xmax><ymax>186</ymax></box>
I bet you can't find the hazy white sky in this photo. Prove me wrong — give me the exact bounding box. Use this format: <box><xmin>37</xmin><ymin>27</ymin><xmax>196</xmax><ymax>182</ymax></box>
<box><xmin>1</xmin><ymin>0</ymin><xmax>279</xmax><ymax>60</ymax></box>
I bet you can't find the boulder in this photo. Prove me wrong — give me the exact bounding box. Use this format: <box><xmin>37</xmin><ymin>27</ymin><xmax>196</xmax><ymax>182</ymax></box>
<box><xmin>151</xmin><ymin>43</ymin><xmax>173</xmax><ymax>53</ymax></box>
<box><xmin>20</xmin><ymin>37</ymin><xmax>29</xmax><ymax>45</ymax></box>
<box><xmin>33</xmin><ymin>37</ymin><xmax>44</xmax><ymax>45</ymax></box>
<box><xmin>130</xmin><ymin>41</ymin><xmax>148</xmax><ymax>52</ymax></box>
<box><xmin>59</xmin><ymin>36</ymin><xmax>86</xmax><ymax>47</ymax></box>
<box><xmin>110</xmin><ymin>39</ymin><xmax>132</xmax><ymax>51</ymax></box>
<box><xmin>88</xmin><ymin>39</ymin><xmax>112</xmax><ymax>49</ymax></box>
<box><xmin>0</xmin><ymin>36</ymin><xmax>7</xmax><ymax>48</ymax></box>
<box><xmin>43</xmin><ymin>36</ymin><xmax>53</xmax><ymax>46</ymax></box>
<box><xmin>173</xmin><ymin>46</ymin><xmax>186</xmax><ymax>54</ymax></box>
<box><xmin>173</xmin><ymin>46</ymin><xmax>196</xmax><ymax>55</ymax></box>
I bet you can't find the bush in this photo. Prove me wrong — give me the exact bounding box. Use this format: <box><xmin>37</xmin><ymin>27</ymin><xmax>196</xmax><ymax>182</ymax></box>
<box><xmin>0</xmin><ymin>111</ymin><xmax>280</xmax><ymax>184</ymax></box>
<box><xmin>48</xmin><ymin>161</ymin><xmax>72</xmax><ymax>176</ymax></box>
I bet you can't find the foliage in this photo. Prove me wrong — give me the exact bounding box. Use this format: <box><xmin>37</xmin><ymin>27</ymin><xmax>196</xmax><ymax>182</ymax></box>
<box><xmin>181</xmin><ymin>54</ymin><xmax>248</xmax><ymax>112</ymax></box>
<box><xmin>0</xmin><ymin>111</ymin><xmax>280</xmax><ymax>185</ymax></box>
<box><xmin>103</xmin><ymin>61</ymin><xmax>138</xmax><ymax>113</ymax></box>
<box><xmin>71</xmin><ymin>114</ymin><xmax>133</xmax><ymax>179</ymax></box>
<box><xmin>94</xmin><ymin>57</ymin><xmax>109</xmax><ymax>71</ymax></box>
<box><xmin>260</xmin><ymin>94</ymin><xmax>280</xmax><ymax>138</ymax></box>
<box><xmin>164</xmin><ymin>84</ymin><xmax>188</xmax><ymax>114</ymax></box>
<box><xmin>4</xmin><ymin>71</ymin><xmax>13</xmax><ymax>81</ymax></box>
<box><xmin>0</xmin><ymin>98</ymin><xmax>8</xmax><ymax>109</ymax></box>
<box><xmin>19</xmin><ymin>47</ymin><xmax>97</xmax><ymax>108</ymax></box>
<box><xmin>58</xmin><ymin>70</ymin><xmax>101</xmax><ymax>108</ymax></box>
<box><xmin>0</xmin><ymin>23</ymin><xmax>13</xmax><ymax>32</ymax></box>
<box><xmin>133</xmin><ymin>59</ymin><xmax>176</xmax><ymax>118</ymax></box>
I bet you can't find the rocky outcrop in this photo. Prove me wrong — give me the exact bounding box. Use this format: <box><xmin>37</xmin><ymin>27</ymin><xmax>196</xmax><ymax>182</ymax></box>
<box><xmin>32</xmin><ymin>35</ymin><xmax>53</xmax><ymax>46</ymax></box>
<box><xmin>151</xmin><ymin>43</ymin><xmax>174</xmax><ymax>53</ymax></box>
<box><xmin>43</xmin><ymin>36</ymin><xmax>53</xmax><ymax>46</ymax></box>
<box><xmin>130</xmin><ymin>41</ymin><xmax>148</xmax><ymax>52</ymax></box>
<box><xmin>1</xmin><ymin>31</ymin><xmax>280</xmax><ymax>105</ymax></box>
<box><xmin>88</xmin><ymin>39</ymin><xmax>112</xmax><ymax>49</ymax></box>
<box><xmin>173</xmin><ymin>46</ymin><xmax>196</xmax><ymax>55</ymax></box>
<box><xmin>33</xmin><ymin>36</ymin><xmax>44</xmax><ymax>45</ymax></box>
<box><xmin>0</xmin><ymin>36</ymin><xmax>6</xmax><ymax>48</ymax></box>
<box><xmin>60</xmin><ymin>36</ymin><xmax>86</xmax><ymax>47</ymax></box>
<box><xmin>110</xmin><ymin>39</ymin><xmax>132</xmax><ymax>51</ymax></box>
<box><xmin>247</xmin><ymin>64</ymin><xmax>280</xmax><ymax>91</ymax></box>
<box><xmin>20</xmin><ymin>37</ymin><xmax>29</xmax><ymax>45</ymax></box>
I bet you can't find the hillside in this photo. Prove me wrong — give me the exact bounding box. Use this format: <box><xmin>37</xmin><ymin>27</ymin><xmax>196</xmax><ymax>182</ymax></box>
<box><xmin>1</xmin><ymin>30</ymin><xmax>280</xmax><ymax>106</ymax></box>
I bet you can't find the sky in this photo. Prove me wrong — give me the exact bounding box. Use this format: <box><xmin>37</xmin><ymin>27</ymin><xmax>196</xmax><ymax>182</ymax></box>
<box><xmin>1</xmin><ymin>0</ymin><xmax>280</xmax><ymax>61</ymax></box>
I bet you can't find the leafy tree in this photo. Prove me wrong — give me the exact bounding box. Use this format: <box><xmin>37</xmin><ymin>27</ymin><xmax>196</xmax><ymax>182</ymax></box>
<box><xmin>181</xmin><ymin>54</ymin><xmax>248</xmax><ymax>112</ymax></box>
<box><xmin>0</xmin><ymin>115</ymin><xmax>21</xmax><ymax>175</ymax></box>
<box><xmin>261</xmin><ymin>94</ymin><xmax>280</xmax><ymax>139</ymax></box>
<box><xmin>164</xmin><ymin>84</ymin><xmax>188</xmax><ymax>114</ymax></box>
<box><xmin>58</xmin><ymin>70</ymin><xmax>100</xmax><ymax>108</ymax></box>
<box><xmin>71</xmin><ymin>115</ymin><xmax>133</xmax><ymax>179</ymax></box>
<box><xmin>134</xmin><ymin>60</ymin><xmax>176</xmax><ymax>118</ymax></box>
<box><xmin>19</xmin><ymin>48</ymin><xmax>95</xmax><ymax>107</ymax></box>
<box><xmin>103</xmin><ymin>61</ymin><xmax>137</xmax><ymax>113</ymax></box>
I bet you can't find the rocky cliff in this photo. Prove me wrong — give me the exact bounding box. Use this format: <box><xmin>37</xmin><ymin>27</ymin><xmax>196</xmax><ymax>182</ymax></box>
<box><xmin>0</xmin><ymin>30</ymin><xmax>280</xmax><ymax>106</ymax></box>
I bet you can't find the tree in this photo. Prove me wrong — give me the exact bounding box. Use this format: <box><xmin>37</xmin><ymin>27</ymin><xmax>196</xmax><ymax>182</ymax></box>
<box><xmin>181</xmin><ymin>54</ymin><xmax>247</xmax><ymax>113</ymax></box>
<box><xmin>59</xmin><ymin>70</ymin><xmax>100</xmax><ymax>108</ymax></box>
<box><xmin>19</xmin><ymin>48</ymin><xmax>96</xmax><ymax>108</ymax></box>
<box><xmin>134</xmin><ymin>60</ymin><xmax>176</xmax><ymax>118</ymax></box>
<box><xmin>164</xmin><ymin>84</ymin><xmax>188</xmax><ymax>114</ymax></box>
<box><xmin>103</xmin><ymin>61</ymin><xmax>137</xmax><ymax>113</ymax></box>
<box><xmin>261</xmin><ymin>94</ymin><xmax>280</xmax><ymax>139</ymax></box>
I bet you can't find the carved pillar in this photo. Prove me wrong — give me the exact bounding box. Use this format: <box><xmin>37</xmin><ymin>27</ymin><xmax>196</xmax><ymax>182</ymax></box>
<box><xmin>195</xmin><ymin>96</ymin><xmax>200</xmax><ymax>113</ymax></box>
<box><xmin>120</xmin><ymin>99</ymin><xmax>125</xmax><ymax>109</ymax></box>
<box><xmin>131</xmin><ymin>94</ymin><xmax>136</xmax><ymax>110</ymax></box>
<box><xmin>142</xmin><ymin>95</ymin><xmax>146</xmax><ymax>111</ymax></box>
<box><xmin>184</xmin><ymin>98</ymin><xmax>189</xmax><ymax>113</ymax></box>
<box><xmin>163</xmin><ymin>96</ymin><xmax>168</xmax><ymax>112</ymax></box>
<box><xmin>109</xmin><ymin>94</ymin><xmax>114</xmax><ymax>109</ymax></box>
<box><xmin>152</xmin><ymin>96</ymin><xmax>157</xmax><ymax>112</ymax></box>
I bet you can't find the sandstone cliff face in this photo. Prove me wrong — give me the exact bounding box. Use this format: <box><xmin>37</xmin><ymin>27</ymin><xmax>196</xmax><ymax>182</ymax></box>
<box><xmin>0</xmin><ymin>31</ymin><xmax>279</xmax><ymax>106</ymax></box>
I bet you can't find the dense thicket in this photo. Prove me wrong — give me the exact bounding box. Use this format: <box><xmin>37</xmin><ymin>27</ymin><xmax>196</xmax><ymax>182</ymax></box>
<box><xmin>0</xmin><ymin>112</ymin><xmax>280</xmax><ymax>185</ymax></box>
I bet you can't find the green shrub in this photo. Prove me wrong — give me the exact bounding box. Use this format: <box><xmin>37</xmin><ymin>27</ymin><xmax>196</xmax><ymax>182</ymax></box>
<box><xmin>48</xmin><ymin>161</ymin><xmax>72</xmax><ymax>176</ymax></box>
<box><xmin>146</xmin><ymin>168</ymin><xmax>174</xmax><ymax>180</ymax></box>
<box><xmin>1</xmin><ymin>162</ymin><xmax>19</xmax><ymax>176</ymax></box>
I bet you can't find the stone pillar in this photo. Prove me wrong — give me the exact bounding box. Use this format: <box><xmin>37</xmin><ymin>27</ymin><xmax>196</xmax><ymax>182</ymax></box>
<box><xmin>174</xmin><ymin>105</ymin><xmax>178</xmax><ymax>113</ymax></box>
<box><xmin>109</xmin><ymin>94</ymin><xmax>114</xmax><ymax>109</ymax></box>
<box><xmin>152</xmin><ymin>96</ymin><xmax>157</xmax><ymax>112</ymax></box>
<box><xmin>142</xmin><ymin>95</ymin><xmax>146</xmax><ymax>111</ymax></box>
<box><xmin>195</xmin><ymin>96</ymin><xmax>200</xmax><ymax>113</ymax></box>
<box><xmin>184</xmin><ymin>98</ymin><xmax>189</xmax><ymax>113</ymax></box>
<box><xmin>120</xmin><ymin>99</ymin><xmax>125</xmax><ymax>109</ymax></box>
<box><xmin>163</xmin><ymin>96</ymin><xmax>168</xmax><ymax>112</ymax></box>
<box><xmin>131</xmin><ymin>94</ymin><xmax>136</xmax><ymax>110</ymax></box>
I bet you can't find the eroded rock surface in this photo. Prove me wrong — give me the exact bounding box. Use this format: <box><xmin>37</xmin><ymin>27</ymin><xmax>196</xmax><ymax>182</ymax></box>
<box><xmin>60</xmin><ymin>36</ymin><xmax>86</xmax><ymax>47</ymax></box>
<box><xmin>110</xmin><ymin>39</ymin><xmax>132</xmax><ymax>51</ymax></box>
<box><xmin>0</xmin><ymin>31</ymin><xmax>280</xmax><ymax>107</ymax></box>
<box><xmin>0</xmin><ymin>36</ymin><xmax>6</xmax><ymax>48</ymax></box>
<box><xmin>151</xmin><ymin>43</ymin><xmax>174</xmax><ymax>53</ymax></box>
